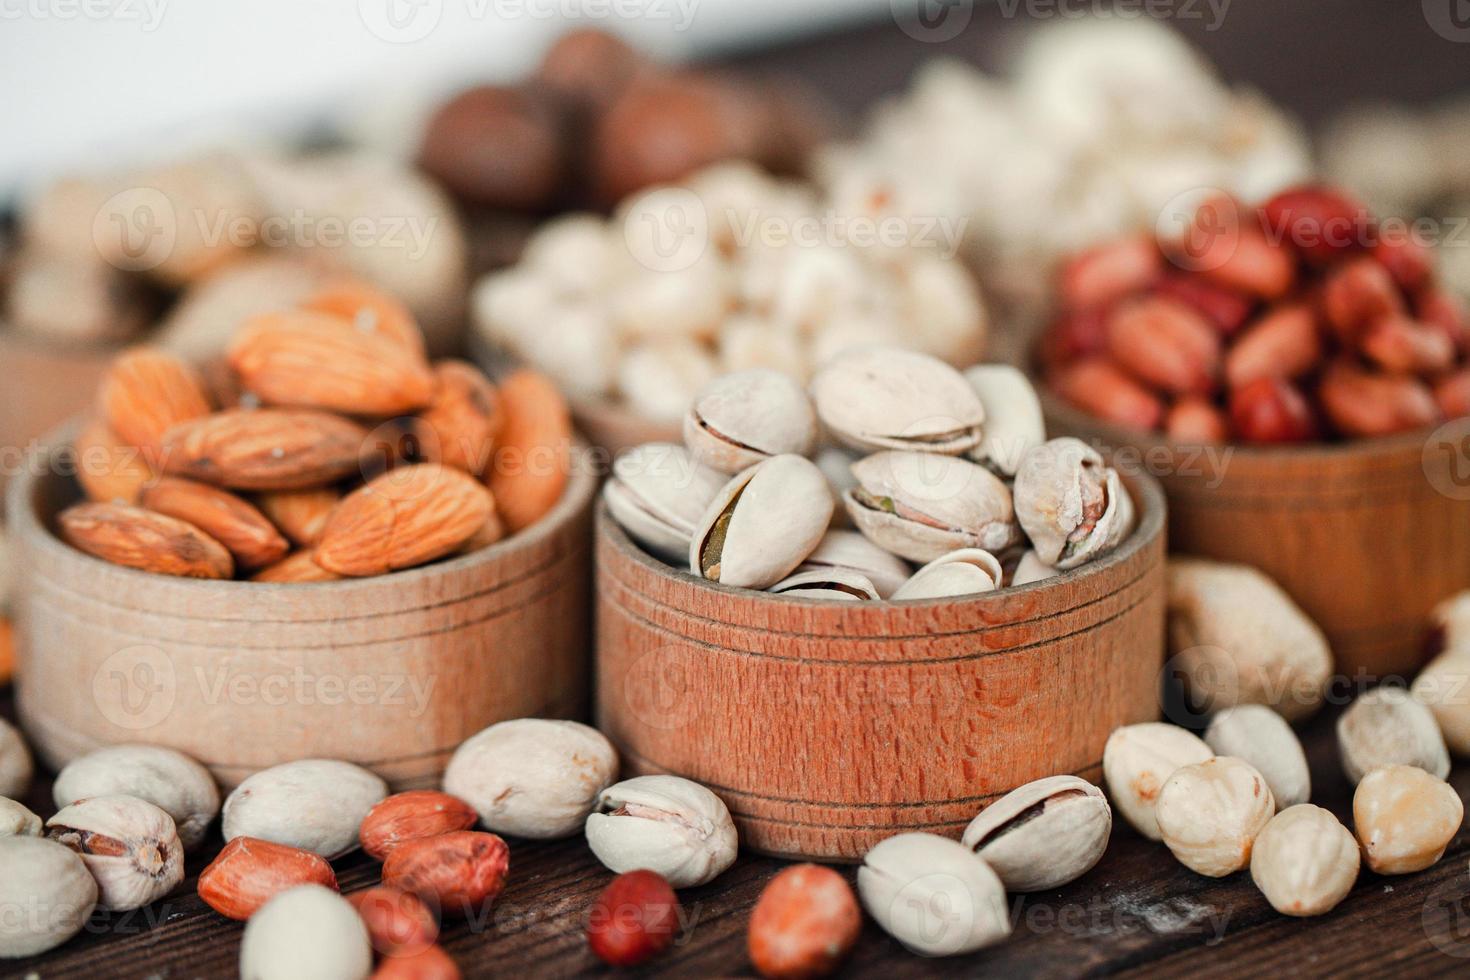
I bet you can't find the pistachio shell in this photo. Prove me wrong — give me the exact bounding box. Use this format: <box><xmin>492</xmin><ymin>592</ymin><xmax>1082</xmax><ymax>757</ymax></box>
<box><xmin>690</xmin><ymin>455</ymin><xmax>834</xmax><ymax>589</ymax></box>
<box><xmin>963</xmin><ymin>364</ymin><xmax>1044</xmax><ymax>476</ymax></box>
<box><xmin>769</xmin><ymin>568</ymin><xmax>880</xmax><ymax>602</ymax></box>
<box><xmin>810</xmin><ymin>347</ymin><xmax>985</xmax><ymax>455</ymax></box>
<box><xmin>585</xmin><ymin>775</ymin><xmax>738</xmax><ymax>888</ymax></box>
<box><xmin>604</xmin><ymin>444</ymin><xmax>727</xmax><ymax>561</ymax></box>
<box><xmin>961</xmin><ymin>775</ymin><xmax>1111</xmax><ymax>891</ymax></box>
<box><xmin>844</xmin><ymin>451</ymin><xmax>1018</xmax><ymax>564</ymax></box>
<box><xmin>1014</xmin><ymin>438</ymin><xmax>1132</xmax><ymax>570</ymax></box>
<box><xmin>797</xmin><ymin>529</ymin><xmax>911</xmax><ymax>599</ymax></box>
<box><xmin>892</xmin><ymin>549</ymin><xmax>1003</xmax><ymax>601</ymax></box>
<box><xmin>683</xmin><ymin>369</ymin><xmax>817</xmax><ymax>474</ymax></box>
<box><xmin>1011</xmin><ymin>550</ymin><xmax>1058</xmax><ymax>587</ymax></box>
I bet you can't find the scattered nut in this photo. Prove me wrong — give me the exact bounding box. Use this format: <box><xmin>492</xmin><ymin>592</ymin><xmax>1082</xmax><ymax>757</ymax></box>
<box><xmin>223</xmin><ymin>759</ymin><xmax>388</xmax><ymax>859</ymax></box>
<box><xmin>53</xmin><ymin>744</ymin><xmax>220</xmax><ymax>851</ymax></box>
<box><xmin>347</xmin><ymin>886</ymin><xmax>438</xmax><ymax>956</ymax></box>
<box><xmin>381</xmin><ymin>831</ymin><xmax>510</xmax><ymax>920</ymax></box>
<box><xmin>587</xmin><ymin>869</ymin><xmax>681</xmax><ymax>968</ymax></box>
<box><xmin>961</xmin><ymin>775</ymin><xmax>1112</xmax><ymax>892</ymax></box>
<box><xmin>46</xmin><ymin>795</ymin><xmax>184</xmax><ymax>911</ymax></box>
<box><xmin>1102</xmin><ymin>723</ymin><xmax>1214</xmax><ymax>840</ymax></box>
<box><xmin>1250</xmin><ymin>804</ymin><xmax>1359</xmax><ymax>916</ymax></box>
<box><xmin>857</xmin><ymin>832</ymin><xmax>1011</xmax><ymax>957</ymax></box>
<box><xmin>1203</xmin><ymin>705</ymin><xmax>1310</xmax><ymax>810</ymax></box>
<box><xmin>1353</xmin><ymin>765</ymin><xmax>1464</xmax><ymax>875</ymax></box>
<box><xmin>359</xmin><ymin>791</ymin><xmax>478</xmax><ymax>861</ymax></box>
<box><xmin>0</xmin><ymin>836</ymin><xmax>98</xmax><ymax>958</ymax></box>
<box><xmin>0</xmin><ymin>718</ymin><xmax>32</xmax><ymax>799</ymax></box>
<box><xmin>0</xmin><ymin>797</ymin><xmax>41</xmax><ymax>838</ymax></box>
<box><xmin>240</xmin><ymin>884</ymin><xmax>373</xmax><ymax>980</ymax></box>
<box><xmin>371</xmin><ymin>944</ymin><xmax>461</xmax><ymax>980</ymax></box>
<box><xmin>1411</xmin><ymin>653</ymin><xmax>1470</xmax><ymax>756</ymax></box>
<box><xmin>1338</xmin><ymin>686</ymin><xmax>1450</xmax><ymax>784</ymax></box>
<box><xmin>585</xmin><ymin>775</ymin><xmax>739</xmax><ymax>888</ymax></box>
<box><xmin>1155</xmin><ymin>757</ymin><xmax>1275</xmax><ymax>878</ymax></box>
<box><xmin>198</xmin><ymin>836</ymin><xmax>339</xmax><ymax>921</ymax></box>
<box><xmin>747</xmin><ymin>864</ymin><xmax>860</xmax><ymax>979</ymax></box>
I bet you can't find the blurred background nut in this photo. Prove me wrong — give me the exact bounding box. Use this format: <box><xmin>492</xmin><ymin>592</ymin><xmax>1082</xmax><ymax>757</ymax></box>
<box><xmin>0</xmin><ymin>717</ymin><xmax>33</xmax><ymax>799</ymax></box>
<box><xmin>856</xmin><ymin>832</ymin><xmax>1011</xmax><ymax>957</ymax></box>
<box><xmin>223</xmin><ymin>759</ymin><xmax>388</xmax><ymax>859</ymax></box>
<box><xmin>960</xmin><ymin>775</ymin><xmax>1111</xmax><ymax>892</ymax></box>
<box><xmin>0</xmin><ymin>797</ymin><xmax>41</xmax><ymax>838</ymax></box>
<box><xmin>1353</xmin><ymin>765</ymin><xmax>1464</xmax><ymax>875</ymax></box>
<box><xmin>346</xmin><ymin>886</ymin><xmax>438</xmax><ymax>958</ymax></box>
<box><xmin>0</xmin><ymin>837</ymin><xmax>98</xmax><ymax>959</ymax></box>
<box><xmin>46</xmin><ymin>795</ymin><xmax>184</xmax><ymax>911</ymax></box>
<box><xmin>1410</xmin><ymin>654</ymin><xmax>1470</xmax><ymax>756</ymax></box>
<box><xmin>1102</xmin><ymin>723</ymin><xmax>1213</xmax><ymax>840</ymax></box>
<box><xmin>4</xmin><ymin>251</ymin><xmax>151</xmax><ymax>345</ymax></box>
<box><xmin>239</xmin><ymin>884</ymin><xmax>372</xmax><ymax>980</ymax></box>
<box><xmin>442</xmin><ymin>719</ymin><xmax>616</xmax><ymax>841</ymax></box>
<box><xmin>53</xmin><ymin>744</ymin><xmax>220</xmax><ymax>852</ymax></box>
<box><xmin>586</xmin><ymin>869</ymin><xmax>680</xmax><ymax>968</ymax></box>
<box><xmin>1249</xmin><ymin>805</ymin><xmax>1359</xmax><ymax>917</ymax></box>
<box><xmin>1166</xmin><ymin>559</ymin><xmax>1332</xmax><ymax>721</ymax></box>
<box><xmin>1203</xmin><ymin>705</ymin><xmax>1310</xmax><ymax>811</ymax></box>
<box><xmin>418</xmin><ymin>86</ymin><xmax>567</xmax><ymax>211</ymax></box>
<box><xmin>1155</xmin><ymin>757</ymin><xmax>1275</xmax><ymax>878</ymax></box>
<box><xmin>747</xmin><ymin>864</ymin><xmax>860</xmax><ymax>979</ymax></box>
<box><xmin>1337</xmin><ymin>686</ymin><xmax>1450</xmax><ymax>784</ymax></box>
<box><xmin>585</xmin><ymin>775</ymin><xmax>738</xmax><ymax>888</ymax></box>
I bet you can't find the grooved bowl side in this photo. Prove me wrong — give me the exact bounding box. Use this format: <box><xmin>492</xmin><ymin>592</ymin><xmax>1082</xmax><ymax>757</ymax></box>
<box><xmin>594</xmin><ymin>470</ymin><xmax>1167</xmax><ymax>861</ymax></box>
<box><xmin>8</xmin><ymin>428</ymin><xmax>599</xmax><ymax>789</ymax></box>
<box><xmin>1042</xmin><ymin>392</ymin><xmax>1470</xmax><ymax>678</ymax></box>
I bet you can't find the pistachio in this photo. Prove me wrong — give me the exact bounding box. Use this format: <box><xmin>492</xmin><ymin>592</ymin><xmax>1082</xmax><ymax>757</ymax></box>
<box><xmin>585</xmin><ymin>775</ymin><xmax>738</xmax><ymax>888</ymax></box>
<box><xmin>1353</xmin><ymin>765</ymin><xmax>1463</xmax><ymax>875</ymax></box>
<box><xmin>604</xmin><ymin>444</ymin><xmax>728</xmax><ymax>561</ymax></box>
<box><xmin>47</xmin><ymin>795</ymin><xmax>184</xmax><ymax>911</ymax></box>
<box><xmin>54</xmin><ymin>744</ymin><xmax>220</xmax><ymax>852</ymax></box>
<box><xmin>769</xmin><ymin>568</ymin><xmax>880</xmax><ymax>601</ymax></box>
<box><xmin>1204</xmin><ymin>705</ymin><xmax>1310</xmax><ymax>810</ymax></box>
<box><xmin>796</xmin><ymin>529</ymin><xmax>912</xmax><ymax>599</ymax></box>
<box><xmin>0</xmin><ymin>719</ymin><xmax>32</xmax><ymax>799</ymax></box>
<box><xmin>857</xmin><ymin>832</ymin><xmax>1011</xmax><ymax>956</ymax></box>
<box><xmin>1250</xmin><ymin>805</ymin><xmax>1359</xmax><ymax>916</ymax></box>
<box><xmin>690</xmin><ymin>455</ymin><xmax>834</xmax><ymax>590</ymax></box>
<box><xmin>1010</xmin><ymin>550</ymin><xmax>1058</xmax><ymax>587</ymax></box>
<box><xmin>0</xmin><ymin>797</ymin><xmax>42</xmax><ymax>838</ymax></box>
<box><xmin>1013</xmin><ymin>438</ymin><xmax>1132</xmax><ymax>570</ymax></box>
<box><xmin>0</xmin><ymin>837</ymin><xmax>98</xmax><ymax>958</ymax></box>
<box><xmin>963</xmin><ymin>364</ymin><xmax>1044</xmax><ymax>476</ymax></box>
<box><xmin>223</xmin><ymin>759</ymin><xmax>388</xmax><ymax>859</ymax></box>
<box><xmin>240</xmin><ymin>884</ymin><xmax>373</xmax><ymax>980</ymax></box>
<box><xmin>1337</xmin><ymin>686</ymin><xmax>1450</xmax><ymax>784</ymax></box>
<box><xmin>845</xmin><ymin>451</ymin><xmax>1019</xmax><ymax>564</ymax></box>
<box><xmin>892</xmin><ymin>548</ymin><xmax>1003</xmax><ymax>601</ymax></box>
<box><xmin>443</xmin><ymin>718</ymin><xmax>618</xmax><ymax>840</ymax></box>
<box><xmin>683</xmin><ymin>369</ymin><xmax>817</xmax><ymax>474</ymax></box>
<box><xmin>1156</xmin><ymin>757</ymin><xmax>1275</xmax><ymax>877</ymax></box>
<box><xmin>960</xmin><ymin>775</ymin><xmax>1111</xmax><ymax>891</ymax></box>
<box><xmin>810</xmin><ymin>347</ymin><xmax>985</xmax><ymax>455</ymax></box>
<box><xmin>1411</xmin><ymin>653</ymin><xmax>1470</xmax><ymax>756</ymax></box>
<box><xmin>1102</xmin><ymin>723</ymin><xmax>1214</xmax><ymax>840</ymax></box>
<box><xmin>1166</xmin><ymin>558</ymin><xmax>1332</xmax><ymax>722</ymax></box>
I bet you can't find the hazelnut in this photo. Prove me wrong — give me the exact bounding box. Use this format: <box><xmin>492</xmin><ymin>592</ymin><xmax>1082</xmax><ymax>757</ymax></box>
<box><xmin>223</xmin><ymin>759</ymin><xmax>388</xmax><ymax>859</ymax></box>
<box><xmin>418</xmin><ymin>85</ymin><xmax>566</xmax><ymax>210</ymax></box>
<box><xmin>1337</xmin><ymin>686</ymin><xmax>1450</xmax><ymax>784</ymax></box>
<box><xmin>1155</xmin><ymin>757</ymin><xmax>1275</xmax><ymax>878</ymax></box>
<box><xmin>0</xmin><ymin>837</ymin><xmax>98</xmax><ymax>958</ymax></box>
<box><xmin>586</xmin><ymin>869</ymin><xmax>680</xmax><ymax>968</ymax></box>
<box><xmin>53</xmin><ymin>743</ymin><xmax>220</xmax><ymax>851</ymax></box>
<box><xmin>239</xmin><ymin>884</ymin><xmax>373</xmax><ymax>980</ymax></box>
<box><xmin>198</xmin><ymin>836</ymin><xmax>339</xmax><ymax>921</ymax></box>
<box><xmin>1411</xmin><ymin>652</ymin><xmax>1470</xmax><ymax>756</ymax></box>
<box><xmin>536</xmin><ymin>28</ymin><xmax>647</xmax><ymax>114</ymax></box>
<box><xmin>46</xmin><ymin>795</ymin><xmax>184</xmax><ymax>911</ymax></box>
<box><xmin>747</xmin><ymin>864</ymin><xmax>860</xmax><ymax>979</ymax></box>
<box><xmin>359</xmin><ymin>791</ymin><xmax>478</xmax><ymax>861</ymax></box>
<box><xmin>1250</xmin><ymin>804</ymin><xmax>1359</xmax><ymax>916</ymax></box>
<box><xmin>1204</xmin><ymin>705</ymin><xmax>1310</xmax><ymax>810</ymax></box>
<box><xmin>1353</xmin><ymin>765</ymin><xmax>1463</xmax><ymax>875</ymax></box>
<box><xmin>1102</xmin><ymin>723</ymin><xmax>1214</xmax><ymax>840</ymax></box>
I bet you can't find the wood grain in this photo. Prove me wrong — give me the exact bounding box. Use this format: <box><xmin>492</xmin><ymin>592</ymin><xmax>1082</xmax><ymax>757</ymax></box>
<box><xmin>6</xmin><ymin>434</ymin><xmax>597</xmax><ymax>789</ymax></box>
<box><xmin>595</xmin><ymin>471</ymin><xmax>1168</xmax><ymax>861</ymax></box>
<box><xmin>1044</xmin><ymin>396</ymin><xmax>1470</xmax><ymax>680</ymax></box>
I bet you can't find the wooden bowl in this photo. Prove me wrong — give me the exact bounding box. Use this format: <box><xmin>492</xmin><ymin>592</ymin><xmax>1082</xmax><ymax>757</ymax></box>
<box><xmin>1043</xmin><ymin>395</ymin><xmax>1470</xmax><ymax>679</ymax></box>
<box><xmin>7</xmin><ymin>432</ymin><xmax>598</xmax><ymax>789</ymax></box>
<box><xmin>0</xmin><ymin>331</ymin><xmax>115</xmax><ymax>498</ymax></box>
<box><xmin>594</xmin><ymin>471</ymin><xmax>1167</xmax><ymax>862</ymax></box>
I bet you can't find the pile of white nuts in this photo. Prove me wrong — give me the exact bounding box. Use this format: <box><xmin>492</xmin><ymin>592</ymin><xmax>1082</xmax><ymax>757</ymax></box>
<box><xmin>473</xmin><ymin>163</ymin><xmax>989</xmax><ymax>423</ymax></box>
<box><xmin>605</xmin><ymin>346</ymin><xmax>1136</xmax><ymax>600</ymax></box>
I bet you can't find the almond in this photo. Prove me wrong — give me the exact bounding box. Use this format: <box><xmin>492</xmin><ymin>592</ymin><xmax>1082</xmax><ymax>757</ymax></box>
<box><xmin>198</xmin><ymin>836</ymin><xmax>338</xmax><ymax>921</ymax></box>
<box><xmin>300</xmin><ymin>280</ymin><xmax>426</xmax><ymax>357</ymax></box>
<box><xmin>160</xmin><ymin>409</ymin><xmax>369</xmax><ymax>490</ymax></box>
<box><xmin>98</xmin><ymin>348</ymin><xmax>213</xmax><ymax>453</ymax></box>
<box><xmin>359</xmin><ymin>791</ymin><xmax>479</xmax><ymax>862</ymax></box>
<box><xmin>316</xmin><ymin>464</ymin><xmax>494</xmax><ymax>577</ymax></box>
<box><xmin>486</xmin><ymin>370</ymin><xmax>572</xmax><ymax>533</ymax></box>
<box><xmin>413</xmin><ymin>361</ymin><xmax>504</xmax><ymax>476</ymax></box>
<box><xmin>141</xmin><ymin>477</ymin><xmax>290</xmax><ymax>570</ymax></box>
<box><xmin>73</xmin><ymin>417</ymin><xmax>154</xmax><ymax>504</ymax></box>
<box><xmin>1225</xmin><ymin>304</ymin><xmax>1322</xmax><ymax>388</ymax></box>
<box><xmin>58</xmin><ymin>501</ymin><xmax>234</xmax><ymax>579</ymax></box>
<box><xmin>256</xmin><ymin>488</ymin><xmax>342</xmax><ymax>546</ymax></box>
<box><xmin>228</xmin><ymin>310</ymin><xmax>435</xmax><ymax>416</ymax></box>
<box><xmin>251</xmin><ymin>550</ymin><xmax>343</xmax><ymax>584</ymax></box>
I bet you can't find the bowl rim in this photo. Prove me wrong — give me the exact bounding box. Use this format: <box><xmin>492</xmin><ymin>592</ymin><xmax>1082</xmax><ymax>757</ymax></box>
<box><xmin>9</xmin><ymin>419</ymin><xmax>601</xmax><ymax>595</ymax></box>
